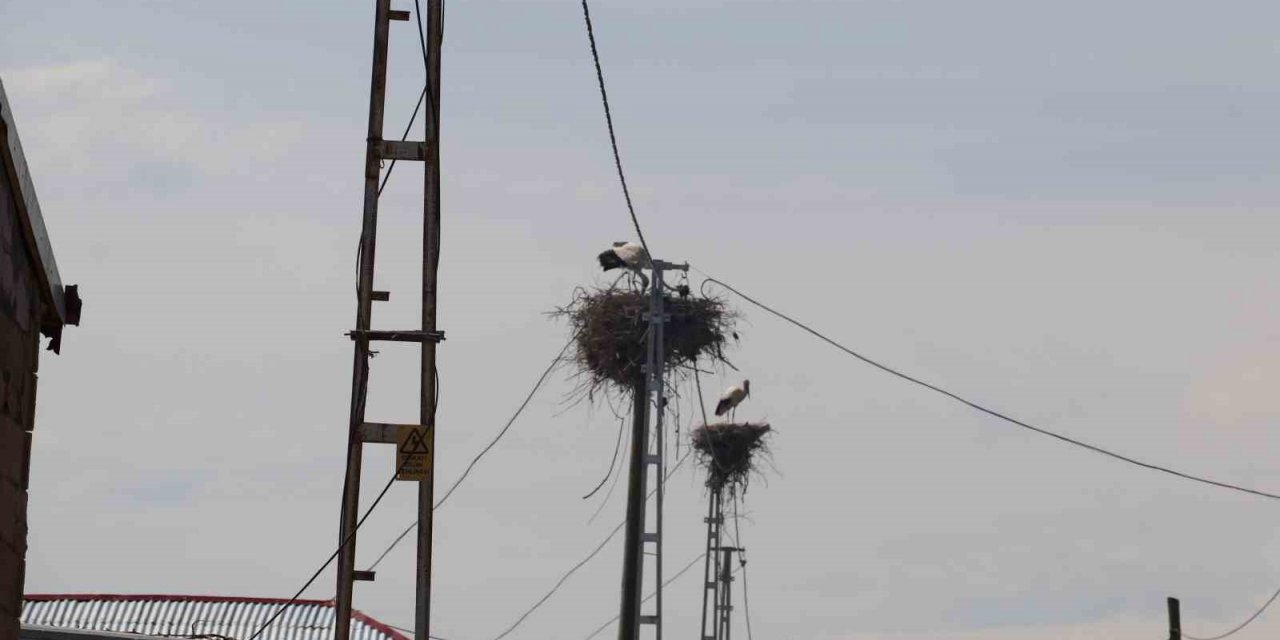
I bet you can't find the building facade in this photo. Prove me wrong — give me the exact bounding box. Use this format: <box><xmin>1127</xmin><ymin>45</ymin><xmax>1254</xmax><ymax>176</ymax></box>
<box><xmin>0</xmin><ymin>77</ymin><xmax>81</xmax><ymax>640</ymax></box>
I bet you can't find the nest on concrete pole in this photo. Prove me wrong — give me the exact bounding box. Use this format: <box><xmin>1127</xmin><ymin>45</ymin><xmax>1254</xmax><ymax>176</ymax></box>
<box><xmin>553</xmin><ymin>286</ymin><xmax>736</xmax><ymax>400</ymax></box>
<box><xmin>691</xmin><ymin>422</ymin><xmax>772</xmax><ymax>494</ymax></box>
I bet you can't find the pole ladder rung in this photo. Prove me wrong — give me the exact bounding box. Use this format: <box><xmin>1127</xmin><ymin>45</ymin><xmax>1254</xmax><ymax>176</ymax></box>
<box><xmin>639</xmin><ymin>616</ymin><xmax>660</xmax><ymax>625</ymax></box>
<box><xmin>347</xmin><ymin>329</ymin><xmax>446</xmax><ymax>343</ymax></box>
<box><xmin>372</xmin><ymin>139</ymin><xmax>431</xmax><ymax>161</ymax></box>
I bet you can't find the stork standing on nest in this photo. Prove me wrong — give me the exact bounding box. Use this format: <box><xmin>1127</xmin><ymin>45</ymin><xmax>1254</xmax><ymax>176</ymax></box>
<box><xmin>597</xmin><ymin>241</ymin><xmax>650</xmax><ymax>290</ymax></box>
<box><xmin>714</xmin><ymin>379</ymin><xmax>750</xmax><ymax>421</ymax></box>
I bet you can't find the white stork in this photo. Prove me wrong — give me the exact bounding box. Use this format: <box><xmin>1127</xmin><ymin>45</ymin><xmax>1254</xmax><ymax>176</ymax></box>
<box><xmin>714</xmin><ymin>380</ymin><xmax>750</xmax><ymax>420</ymax></box>
<box><xmin>597</xmin><ymin>241</ymin><xmax>649</xmax><ymax>272</ymax></box>
<box><xmin>597</xmin><ymin>241</ymin><xmax>650</xmax><ymax>290</ymax></box>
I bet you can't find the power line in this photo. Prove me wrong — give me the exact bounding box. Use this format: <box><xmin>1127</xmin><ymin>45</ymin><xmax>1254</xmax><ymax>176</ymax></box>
<box><xmin>377</xmin><ymin>87</ymin><xmax>428</xmax><ymax>196</ymax></box>
<box><xmin>580</xmin><ymin>552</ymin><xmax>708</xmax><ymax>640</ymax></box>
<box><xmin>579</xmin><ymin>0</ymin><xmax>652</xmax><ymax>259</ymax></box>
<box><xmin>248</xmin><ymin>460</ymin><xmax>407</xmax><ymax>640</ymax></box>
<box><xmin>732</xmin><ymin>494</ymin><xmax>754</xmax><ymax>640</ymax></box>
<box><xmin>489</xmin><ymin>449</ymin><xmax>693</xmax><ymax>640</ymax></box>
<box><xmin>492</xmin><ymin>521</ymin><xmax>623</xmax><ymax>640</ymax></box>
<box><xmin>375</xmin><ymin>0</ymin><xmax>440</xmax><ymax>199</ymax></box>
<box><xmin>365</xmin><ymin>337</ymin><xmax>574</xmax><ymax>571</ymax></box>
<box><xmin>388</xmin><ymin>625</ymin><xmax>450</xmax><ymax>640</ymax></box>
<box><xmin>693</xmin><ymin>367</ymin><xmax>711</xmax><ymax>426</ymax></box>
<box><xmin>583</xmin><ymin>414</ymin><xmax>627</xmax><ymax>500</ymax></box>
<box><xmin>412</xmin><ymin>0</ymin><xmax>438</xmax><ymax>123</ymax></box>
<box><xmin>695</xmin><ymin>269</ymin><xmax>1280</xmax><ymax>502</ymax></box>
<box><xmin>376</xmin><ymin>0</ymin><xmax>438</xmax><ymax>198</ymax></box>
<box><xmin>1184</xmin><ymin>587</ymin><xmax>1280</xmax><ymax>640</ymax></box>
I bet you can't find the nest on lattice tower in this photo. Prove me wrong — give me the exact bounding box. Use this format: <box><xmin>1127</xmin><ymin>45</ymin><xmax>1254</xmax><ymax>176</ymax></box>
<box><xmin>691</xmin><ymin>421</ymin><xmax>772</xmax><ymax>494</ymax></box>
<box><xmin>553</xmin><ymin>287</ymin><xmax>736</xmax><ymax>399</ymax></box>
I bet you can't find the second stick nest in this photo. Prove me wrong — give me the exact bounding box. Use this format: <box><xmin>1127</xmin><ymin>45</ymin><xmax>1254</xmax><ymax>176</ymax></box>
<box><xmin>691</xmin><ymin>422</ymin><xmax>772</xmax><ymax>493</ymax></box>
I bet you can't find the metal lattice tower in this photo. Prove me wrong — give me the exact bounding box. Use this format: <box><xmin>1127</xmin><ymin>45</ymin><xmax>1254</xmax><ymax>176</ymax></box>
<box><xmin>698</xmin><ymin>488</ymin><xmax>739</xmax><ymax>640</ymax></box>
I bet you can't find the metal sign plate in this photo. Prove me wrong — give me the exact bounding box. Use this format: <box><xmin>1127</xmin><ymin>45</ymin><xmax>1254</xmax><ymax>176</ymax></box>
<box><xmin>396</xmin><ymin>425</ymin><xmax>433</xmax><ymax>481</ymax></box>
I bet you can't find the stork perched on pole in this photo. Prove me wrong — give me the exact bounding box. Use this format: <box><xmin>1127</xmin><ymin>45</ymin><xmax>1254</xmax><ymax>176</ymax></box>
<box><xmin>714</xmin><ymin>380</ymin><xmax>750</xmax><ymax>422</ymax></box>
<box><xmin>598</xmin><ymin>241</ymin><xmax>650</xmax><ymax>291</ymax></box>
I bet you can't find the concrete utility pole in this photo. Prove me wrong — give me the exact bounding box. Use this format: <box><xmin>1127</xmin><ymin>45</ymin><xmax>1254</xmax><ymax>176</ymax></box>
<box><xmin>417</xmin><ymin>0</ymin><xmax>444</xmax><ymax>638</ymax></box>
<box><xmin>336</xmin><ymin>2</ymin><xmax>444</xmax><ymax>640</ymax></box>
<box><xmin>1167</xmin><ymin>598</ymin><xmax>1181</xmax><ymax>640</ymax></box>
<box><xmin>618</xmin><ymin>260</ymin><xmax>687</xmax><ymax>640</ymax></box>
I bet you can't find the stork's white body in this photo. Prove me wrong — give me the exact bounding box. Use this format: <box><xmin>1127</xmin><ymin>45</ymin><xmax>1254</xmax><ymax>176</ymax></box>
<box><xmin>714</xmin><ymin>380</ymin><xmax>750</xmax><ymax>417</ymax></box>
<box><xmin>611</xmin><ymin>242</ymin><xmax>649</xmax><ymax>269</ymax></box>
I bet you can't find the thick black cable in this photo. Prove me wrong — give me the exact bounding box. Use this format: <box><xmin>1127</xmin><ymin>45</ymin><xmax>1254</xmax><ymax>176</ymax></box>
<box><xmin>1184</xmin><ymin>586</ymin><xmax>1280</xmax><ymax>640</ymax></box>
<box><xmin>579</xmin><ymin>0</ymin><xmax>652</xmax><ymax>259</ymax></box>
<box><xmin>583</xmin><ymin>415</ymin><xmax>627</xmax><ymax>500</ymax></box>
<box><xmin>365</xmin><ymin>337</ymin><xmax>574</xmax><ymax>571</ymax></box>
<box><xmin>249</xmin><ymin>459</ymin><xmax>407</xmax><ymax>640</ymax></box>
<box><xmin>696</xmin><ymin>269</ymin><xmax>1280</xmax><ymax>502</ymax></box>
<box><xmin>489</xmin><ymin>449</ymin><xmax>693</xmax><ymax>640</ymax></box>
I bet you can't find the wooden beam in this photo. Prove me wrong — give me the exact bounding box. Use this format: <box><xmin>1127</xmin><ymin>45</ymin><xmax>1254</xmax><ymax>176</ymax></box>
<box><xmin>359</xmin><ymin>422</ymin><xmax>417</xmax><ymax>444</ymax></box>
<box><xmin>376</xmin><ymin>140</ymin><xmax>430</xmax><ymax>162</ymax></box>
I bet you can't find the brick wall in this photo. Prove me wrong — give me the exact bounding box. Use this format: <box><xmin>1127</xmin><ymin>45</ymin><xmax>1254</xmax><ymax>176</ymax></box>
<box><xmin>0</xmin><ymin>162</ymin><xmax>43</xmax><ymax>640</ymax></box>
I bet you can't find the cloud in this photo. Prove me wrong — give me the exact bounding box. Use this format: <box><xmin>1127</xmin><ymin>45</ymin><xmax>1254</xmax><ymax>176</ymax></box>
<box><xmin>5</xmin><ymin>59</ymin><xmax>308</xmax><ymax>200</ymax></box>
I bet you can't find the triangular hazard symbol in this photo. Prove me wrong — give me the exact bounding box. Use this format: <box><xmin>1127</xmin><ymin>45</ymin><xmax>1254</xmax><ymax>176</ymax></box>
<box><xmin>400</xmin><ymin>429</ymin><xmax>431</xmax><ymax>455</ymax></box>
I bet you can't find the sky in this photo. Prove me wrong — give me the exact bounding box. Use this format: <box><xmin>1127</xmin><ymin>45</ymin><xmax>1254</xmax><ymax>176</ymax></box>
<box><xmin>5</xmin><ymin>1</ymin><xmax>1280</xmax><ymax>638</ymax></box>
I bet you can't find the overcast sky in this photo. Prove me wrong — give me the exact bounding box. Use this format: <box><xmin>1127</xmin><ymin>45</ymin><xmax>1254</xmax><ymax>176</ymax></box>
<box><xmin>5</xmin><ymin>1</ymin><xmax>1280</xmax><ymax>639</ymax></box>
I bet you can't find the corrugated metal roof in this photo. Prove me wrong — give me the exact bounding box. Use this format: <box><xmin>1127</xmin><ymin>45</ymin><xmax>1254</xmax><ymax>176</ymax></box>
<box><xmin>21</xmin><ymin>595</ymin><xmax>410</xmax><ymax>640</ymax></box>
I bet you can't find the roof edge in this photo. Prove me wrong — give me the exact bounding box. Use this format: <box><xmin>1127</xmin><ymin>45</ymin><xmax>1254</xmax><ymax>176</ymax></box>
<box><xmin>23</xmin><ymin>595</ymin><xmax>411</xmax><ymax>640</ymax></box>
<box><xmin>0</xmin><ymin>75</ymin><xmax>74</xmax><ymax>342</ymax></box>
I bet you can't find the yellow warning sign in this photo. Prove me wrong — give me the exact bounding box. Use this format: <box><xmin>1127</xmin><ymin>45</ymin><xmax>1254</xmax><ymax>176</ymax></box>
<box><xmin>396</xmin><ymin>425</ymin><xmax>433</xmax><ymax>481</ymax></box>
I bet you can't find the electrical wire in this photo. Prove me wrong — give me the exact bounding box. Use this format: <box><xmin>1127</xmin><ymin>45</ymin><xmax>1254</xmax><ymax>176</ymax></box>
<box><xmin>388</xmin><ymin>625</ymin><xmax>450</xmax><ymax>640</ymax></box>
<box><xmin>695</xmin><ymin>269</ymin><xmax>1280</xmax><ymax>502</ymax></box>
<box><xmin>377</xmin><ymin>87</ymin><xmax>428</xmax><ymax>196</ymax></box>
<box><xmin>375</xmin><ymin>0</ymin><xmax>439</xmax><ymax>198</ymax></box>
<box><xmin>365</xmin><ymin>337</ymin><xmax>574</xmax><ymax>571</ymax></box>
<box><xmin>248</xmin><ymin>459</ymin><xmax>408</xmax><ymax>640</ymax></box>
<box><xmin>412</xmin><ymin>0</ymin><xmax>438</xmax><ymax>124</ymax></box>
<box><xmin>489</xmin><ymin>449</ymin><xmax>693</xmax><ymax>640</ymax></box>
<box><xmin>732</xmin><ymin>493</ymin><xmax>754</xmax><ymax>640</ymax></box>
<box><xmin>587</xmin><ymin>434</ymin><xmax>627</xmax><ymax>524</ymax></box>
<box><xmin>1184</xmin><ymin>586</ymin><xmax>1280</xmax><ymax>640</ymax></box>
<box><xmin>583</xmin><ymin>415</ymin><xmax>627</xmax><ymax>500</ymax></box>
<box><xmin>580</xmin><ymin>552</ymin><xmax>708</xmax><ymax>640</ymax></box>
<box><xmin>491</xmin><ymin>521</ymin><xmax>623</xmax><ymax>640</ymax></box>
<box><xmin>579</xmin><ymin>0</ymin><xmax>652</xmax><ymax>259</ymax></box>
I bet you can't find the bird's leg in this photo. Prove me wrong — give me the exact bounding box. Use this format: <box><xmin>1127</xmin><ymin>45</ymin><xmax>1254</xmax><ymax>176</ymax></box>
<box><xmin>633</xmin><ymin>268</ymin><xmax>650</xmax><ymax>293</ymax></box>
<box><xmin>608</xmin><ymin>272</ymin><xmax>627</xmax><ymax>291</ymax></box>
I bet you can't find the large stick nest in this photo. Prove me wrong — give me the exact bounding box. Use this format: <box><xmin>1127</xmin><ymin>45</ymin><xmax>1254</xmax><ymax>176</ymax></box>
<box><xmin>554</xmin><ymin>287</ymin><xmax>736</xmax><ymax>397</ymax></box>
<box><xmin>691</xmin><ymin>422</ymin><xmax>772</xmax><ymax>493</ymax></box>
